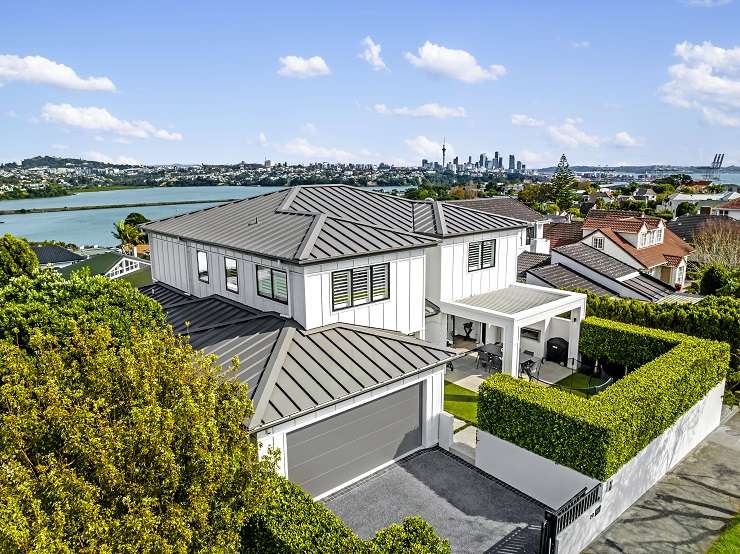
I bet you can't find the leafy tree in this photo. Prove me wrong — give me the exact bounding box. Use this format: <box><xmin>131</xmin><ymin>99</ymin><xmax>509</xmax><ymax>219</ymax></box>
<box><xmin>676</xmin><ymin>202</ymin><xmax>698</xmax><ymax>217</ymax></box>
<box><xmin>0</xmin><ymin>233</ymin><xmax>38</xmax><ymax>287</ymax></box>
<box><xmin>0</xmin><ymin>272</ymin><xmax>275</xmax><ymax>552</ymax></box>
<box><xmin>549</xmin><ymin>154</ymin><xmax>577</xmax><ymax>211</ymax></box>
<box><xmin>699</xmin><ymin>265</ymin><xmax>732</xmax><ymax>295</ymax></box>
<box><xmin>124</xmin><ymin>212</ymin><xmax>149</xmax><ymax>227</ymax></box>
<box><xmin>112</xmin><ymin>220</ymin><xmax>144</xmax><ymax>254</ymax></box>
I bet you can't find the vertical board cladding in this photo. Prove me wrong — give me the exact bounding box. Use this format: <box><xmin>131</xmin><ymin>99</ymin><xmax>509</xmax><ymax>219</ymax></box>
<box><xmin>300</xmin><ymin>249</ymin><xmax>426</xmax><ymax>334</ymax></box>
<box><xmin>150</xmin><ymin>234</ymin><xmax>189</xmax><ymax>293</ymax></box>
<box><xmin>437</xmin><ymin>230</ymin><xmax>519</xmax><ymax>302</ymax></box>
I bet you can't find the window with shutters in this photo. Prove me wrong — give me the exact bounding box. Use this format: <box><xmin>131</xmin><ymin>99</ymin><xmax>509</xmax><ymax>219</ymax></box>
<box><xmin>332</xmin><ymin>263</ymin><xmax>390</xmax><ymax>311</ymax></box>
<box><xmin>467</xmin><ymin>240</ymin><xmax>496</xmax><ymax>271</ymax></box>
<box><xmin>256</xmin><ymin>266</ymin><xmax>288</xmax><ymax>304</ymax></box>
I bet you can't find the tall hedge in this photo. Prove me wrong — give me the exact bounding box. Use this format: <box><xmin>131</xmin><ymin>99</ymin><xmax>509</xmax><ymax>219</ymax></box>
<box><xmin>240</xmin><ymin>475</ymin><xmax>450</xmax><ymax>553</ymax></box>
<box><xmin>478</xmin><ymin>317</ymin><xmax>730</xmax><ymax>480</ymax></box>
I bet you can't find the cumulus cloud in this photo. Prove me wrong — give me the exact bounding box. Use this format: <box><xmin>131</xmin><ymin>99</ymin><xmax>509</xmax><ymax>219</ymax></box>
<box><xmin>547</xmin><ymin>118</ymin><xmax>602</xmax><ymax>147</ymax></box>
<box><xmin>279</xmin><ymin>138</ymin><xmax>356</xmax><ymax>162</ymax></box>
<box><xmin>511</xmin><ymin>113</ymin><xmax>544</xmax><ymax>127</ymax></box>
<box><xmin>404</xmin><ymin>41</ymin><xmax>506</xmax><ymax>83</ymax></box>
<box><xmin>612</xmin><ymin>131</ymin><xmax>643</xmax><ymax>147</ymax></box>
<box><xmin>359</xmin><ymin>36</ymin><xmax>387</xmax><ymax>71</ymax></box>
<box><xmin>0</xmin><ymin>54</ymin><xmax>115</xmax><ymax>91</ymax></box>
<box><xmin>41</xmin><ymin>103</ymin><xmax>183</xmax><ymax>140</ymax></box>
<box><xmin>518</xmin><ymin>150</ymin><xmax>552</xmax><ymax>166</ymax></box>
<box><xmin>661</xmin><ymin>40</ymin><xmax>740</xmax><ymax>127</ymax></box>
<box><xmin>684</xmin><ymin>0</ymin><xmax>731</xmax><ymax>7</ymax></box>
<box><xmin>404</xmin><ymin>135</ymin><xmax>453</xmax><ymax>159</ymax></box>
<box><xmin>84</xmin><ymin>151</ymin><xmax>141</xmax><ymax>165</ymax></box>
<box><xmin>374</xmin><ymin>102</ymin><xmax>467</xmax><ymax>119</ymax></box>
<box><xmin>277</xmin><ymin>55</ymin><xmax>331</xmax><ymax>78</ymax></box>
<box><xmin>258</xmin><ymin>131</ymin><xmax>268</xmax><ymax>146</ymax></box>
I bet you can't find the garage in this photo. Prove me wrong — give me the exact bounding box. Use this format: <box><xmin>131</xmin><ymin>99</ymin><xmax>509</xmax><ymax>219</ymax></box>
<box><xmin>286</xmin><ymin>383</ymin><xmax>423</xmax><ymax>498</ymax></box>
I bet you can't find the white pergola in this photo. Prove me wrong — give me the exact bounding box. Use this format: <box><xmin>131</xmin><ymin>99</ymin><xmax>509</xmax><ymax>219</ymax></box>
<box><xmin>437</xmin><ymin>284</ymin><xmax>587</xmax><ymax>377</ymax></box>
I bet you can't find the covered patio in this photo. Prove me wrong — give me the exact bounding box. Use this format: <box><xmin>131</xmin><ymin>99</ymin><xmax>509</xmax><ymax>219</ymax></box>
<box><xmin>435</xmin><ymin>283</ymin><xmax>587</xmax><ymax>379</ymax></box>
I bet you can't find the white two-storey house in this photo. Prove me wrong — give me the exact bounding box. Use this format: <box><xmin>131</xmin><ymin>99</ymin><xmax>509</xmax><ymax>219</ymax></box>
<box><xmin>141</xmin><ymin>185</ymin><xmax>585</xmax><ymax>498</ymax></box>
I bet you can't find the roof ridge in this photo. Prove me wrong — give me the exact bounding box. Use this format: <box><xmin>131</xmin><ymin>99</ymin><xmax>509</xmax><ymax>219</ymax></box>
<box><xmin>249</xmin><ymin>323</ymin><xmax>296</xmax><ymax>427</ymax></box>
<box><xmin>324</xmin><ymin>214</ymin><xmax>442</xmax><ymax>241</ymax></box>
<box><xmin>295</xmin><ymin>213</ymin><xmax>327</xmax><ymax>260</ymax></box>
<box><xmin>432</xmin><ymin>200</ymin><xmax>447</xmax><ymax>235</ymax></box>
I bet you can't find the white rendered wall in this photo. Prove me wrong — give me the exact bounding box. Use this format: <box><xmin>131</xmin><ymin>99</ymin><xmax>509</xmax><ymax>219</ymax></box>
<box><xmin>432</xmin><ymin>230</ymin><xmax>520</xmax><ymax>303</ymax></box>
<box><xmin>557</xmin><ymin>380</ymin><xmax>725</xmax><ymax>554</ymax></box>
<box><xmin>301</xmin><ymin>249</ymin><xmax>426</xmax><ymax>334</ymax></box>
<box><xmin>475</xmin><ymin>429</ymin><xmax>600</xmax><ymax>509</ymax></box>
<box><xmin>579</xmin><ymin>231</ymin><xmax>645</xmax><ymax>270</ymax></box>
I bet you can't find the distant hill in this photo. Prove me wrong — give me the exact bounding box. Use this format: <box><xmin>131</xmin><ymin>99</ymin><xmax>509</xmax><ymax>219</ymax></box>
<box><xmin>1</xmin><ymin>156</ymin><xmax>135</xmax><ymax>169</ymax></box>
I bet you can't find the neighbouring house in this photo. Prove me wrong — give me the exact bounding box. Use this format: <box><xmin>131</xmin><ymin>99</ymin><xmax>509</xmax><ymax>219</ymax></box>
<box><xmin>716</xmin><ymin>197</ymin><xmax>740</xmax><ymax>220</ymax></box>
<box><xmin>448</xmin><ymin>197</ymin><xmax>551</xmax><ymax>254</ymax></box>
<box><xmin>525</xmin><ymin>242</ymin><xmax>702</xmax><ymax>304</ymax></box>
<box><xmin>667</xmin><ymin>214</ymin><xmax>736</xmax><ymax>243</ymax></box>
<box><xmin>31</xmin><ymin>244</ymin><xmax>85</xmax><ymax>268</ymax></box>
<box><xmin>543</xmin><ymin>221</ymin><xmax>584</xmax><ymax>248</ymax></box>
<box><xmin>661</xmin><ymin>191</ymin><xmax>740</xmax><ymax>215</ymax></box>
<box><xmin>140</xmin><ymin>185</ymin><xmax>586</xmax><ymax>499</ymax></box>
<box><xmin>59</xmin><ymin>251</ymin><xmax>151</xmax><ymax>285</ymax></box>
<box><xmin>633</xmin><ymin>187</ymin><xmax>657</xmax><ymax>203</ymax></box>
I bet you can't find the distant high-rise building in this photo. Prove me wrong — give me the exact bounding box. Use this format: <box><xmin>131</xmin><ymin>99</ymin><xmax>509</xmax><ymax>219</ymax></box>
<box><xmin>421</xmin><ymin>158</ymin><xmax>428</xmax><ymax>168</ymax></box>
<box><xmin>479</xmin><ymin>153</ymin><xmax>485</xmax><ymax>167</ymax></box>
<box><xmin>264</xmin><ymin>159</ymin><xmax>272</xmax><ymax>168</ymax></box>
<box><xmin>522</xmin><ymin>163</ymin><xmax>526</xmax><ymax>171</ymax></box>
<box><xmin>508</xmin><ymin>154</ymin><xmax>515</xmax><ymax>171</ymax></box>
<box><xmin>442</xmin><ymin>138</ymin><xmax>446</xmax><ymax>167</ymax></box>
<box><xmin>516</xmin><ymin>161</ymin><xmax>522</xmax><ymax>171</ymax></box>
<box><xmin>453</xmin><ymin>156</ymin><xmax>459</xmax><ymax>165</ymax></box>
<box><xmin>468</xmin><ymin>155</ymin><xmax>472</xmax><ymax>164</ymax></box>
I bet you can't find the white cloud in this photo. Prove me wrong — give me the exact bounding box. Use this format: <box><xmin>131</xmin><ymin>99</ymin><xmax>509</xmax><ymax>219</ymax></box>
<box><xmin>300</xmin><ymin>122</ymin><xmax>318</xmax><ymax>135</ymax></box>
<box><xmin>374</xmin><ymin>102</ymin><xmax>467</xmax><ymax>119</ymax></box>
<box><xmin>571</xmin><ymin>41</ymin><xmax>591</xmax><ymax>49</ymax></box>
<box><xmin>518</xmin><ymin>150</ymin><xmax>552</xmax><ymax>165</ymax></box>
<box><xmin>113</xmin><ymin>137</ymin><xmax>132</xmax><ymax>144</ymax></box>
<box><xmin>547</xmin><ymin>118</ymin><xmax>601</xmax><ymax>147</ymax></box>
<box><xmin>612</xmin><ymin>131</ymin><xmax>643</xmax><ymax>147</ymax></box>
<box><xmin>0</xmin><ymin>54</ymin><xmax>115</xmax><ymax>91</ymax></box>
<box><xmin>277</xmin><ymin>55</ymin><xmax>331</xmax><ymax>78</ymax></box>
<box><xmin>404</xmin><ymin>41</ymin><xmax>506</xmax><ymax>83</ymax></box>
<box><xmin>404</xmin><ymin>135</ymin><xmax>453</xmax><ymax>159</ymax></box>
<box><xmin>6</xmin><ymin>110</ymin><xmax>17</xmax><ymax>118</ymax></box>
<box><xmin>684</xmin><ymin>0</ymin><xmax>731</xmax><ymax>7</ymax></box>
<box><xmin>279</xmin><ymin>137</ymin><xmax>356</xmax><ymax>162</ymax></box>
<box><xmin>511</xmin><ymin>113</ymin><xmax>544</xmax><ymax>127</ymax></box>
<box><xmin>359</xmin><ymin>36</ymin><xmax>387</xmax><ymax>71</ymax></box>
<box><xmin>41</xmin><ymin>103</ymin><xmax>183</xmax><ymax>141</ymax></box>
<box><xmin>661</xmin><ymin>41</ymin><xmax>740</xmax><ymax>127</ymax></box>
<box><xmin>84</xmin><ymin>151</ymin><xmax>141</xmax><ymax>165</ymax></box>
<box><xmin>258</xmin><ymin>131</ymin><xmax>269</xmax><ymax>146</ymax></box>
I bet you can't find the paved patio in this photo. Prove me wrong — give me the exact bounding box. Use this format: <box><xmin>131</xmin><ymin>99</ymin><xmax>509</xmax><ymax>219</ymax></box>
<box><xmin>446</xmin><ymin>352</ymin><xmax>572</xmax><ymax>392</ymax></box>
<box><xmin>324</xmin><ymin>448</ymin><xmax>545</xmax><ymax>554</ymax></box>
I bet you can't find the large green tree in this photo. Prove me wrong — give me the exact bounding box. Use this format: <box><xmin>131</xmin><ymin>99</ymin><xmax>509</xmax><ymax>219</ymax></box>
<box><xmin>549</xmin><ymin>154</ymin><xmax>577</xmax><ymax>211</ymax></box>
<box><xmin>0</xmin><ymin>272</ymin><xmax>275</xmax><ymax>552</ymax></box>
<box><xmin>112</xmin><ymin>220</ymin><xmax>144</xmax><ymax>254</ymax></box>
<box><xmin>0</xmin><ymin>234</ymin><xmax>38</xmax><ymax>287</ymax></box>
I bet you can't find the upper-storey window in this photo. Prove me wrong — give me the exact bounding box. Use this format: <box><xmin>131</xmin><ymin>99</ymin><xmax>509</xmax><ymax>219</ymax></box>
<box><xmin>256</xmin><ymin>266</ymin><xmax>288</xmax><ymax>304</ymax></box>
<box><xmin>224</xmin><ymin>257</ymin><xmax>238</xmax><ymax>293</ymax></box>
<box><xmin>592</xmin><ymin>237</ymin><xmax>604</xmax><ymax>250</ymax></box>
<box><xmin>468</xmin><ymin>240</ymin><xmax>495</xmax><ymax>272</ymax></box>
<box><xmin>332</xmin><ymin>263</ymin><xmax>389</xmax><ymax>311</ymax></box>
<box><xmin>197</xmin><ymin>251</ymin><xmax>209</xmax><ymax>283</ymax></box>
<box><xmin>656</xmin><ymin>228</ymin><xmax>663</xmax><ymax>243</ymax></box>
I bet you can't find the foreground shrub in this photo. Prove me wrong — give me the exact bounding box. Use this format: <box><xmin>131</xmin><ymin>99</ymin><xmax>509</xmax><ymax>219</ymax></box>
<box><xmin>0</xmin><ymin>233</ymin><xmax>38</xmax><ymax>287</ymax></box>
<box><xmin>241</xmin><ymin>475</ymin><xmax>450</xmax><ymax>554</ymax></box>
<box><xmin>478</xmin><ymin>317</ymin><xmax>729</xmax><ymax>480</ymax></box>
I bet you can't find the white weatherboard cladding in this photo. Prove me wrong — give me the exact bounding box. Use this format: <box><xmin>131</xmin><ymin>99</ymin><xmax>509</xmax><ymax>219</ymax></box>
<box><xmin>300</xmin><ymin>249</ymin><xmax>426</xmax><ymax>334</ymax></box>
<box><xmin>150</xmin><ymin>233</ymin><xmax>190</xmax><ymax>293</ymax></box>
<box><xmin>433</xmin><ymin>230</ymin><xmax>519</xmax><ymax>303</ymax></box>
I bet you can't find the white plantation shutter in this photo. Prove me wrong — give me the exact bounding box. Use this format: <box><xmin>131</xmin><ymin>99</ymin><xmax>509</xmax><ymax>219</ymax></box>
<box><xmin>481</xmin><ymin>240</ymin><xmax>495</xmax><ymax>268</ymax></box>
<box><xmin>272</xmin><ymin>270</ymin><xmax>288</xmax><ymax>303</ymax></box>
<box><xmin>351</xmin><ymin>266</ymin><xmax>370</xmax><ymax>305</ymax></box>
<box><xmin>332</xmin><ymin>270</ymin><xmax>351</xmax><ymax>310</ymax></box>
<box><xmin>468</xmin><ymin>242</ymin><xmax>481</xmax><ymax>271</ymax></box>
<box><xmin>371</xmin><ymin>264</ymin><xmax>389</xmax><ymax>301</ymax></box>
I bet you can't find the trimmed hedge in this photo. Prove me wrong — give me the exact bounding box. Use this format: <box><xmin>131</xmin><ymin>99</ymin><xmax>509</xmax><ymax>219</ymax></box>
<box><xmin>478</xmin><ymin>317</ymin><xmax>730</xmax><ymax>481</ymax></box>
<box><xmin>240</xmin><ymin>474</ymin><xmax>450</xmax><ymax>553</ymax></box>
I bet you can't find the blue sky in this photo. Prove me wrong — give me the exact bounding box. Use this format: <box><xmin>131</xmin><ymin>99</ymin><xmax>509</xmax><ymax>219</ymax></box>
<box><xmin>2</xmin><ymin>0</ymin><xmax>739</xmax><ymax>167</ymax></box>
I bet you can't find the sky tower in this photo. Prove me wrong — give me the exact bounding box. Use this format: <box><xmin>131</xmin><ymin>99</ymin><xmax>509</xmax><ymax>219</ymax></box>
<box><xmin>442</xmin><ymin>137</ymin><xmax>446</xmax><ymax>167</ymax></box>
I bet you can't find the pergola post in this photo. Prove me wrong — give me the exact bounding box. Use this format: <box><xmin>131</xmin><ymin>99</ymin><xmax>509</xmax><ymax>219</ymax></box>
<box><xmin>567</xmin><ymin>306</ymin><xmax>583</xmax><ymax>369</ymax></box>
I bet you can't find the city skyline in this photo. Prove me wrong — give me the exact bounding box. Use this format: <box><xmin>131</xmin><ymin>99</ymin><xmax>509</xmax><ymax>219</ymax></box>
<box><xmin>2</xmin><ymin>1</ymin><xmax>740</xmax><ymax>167</ymax></box>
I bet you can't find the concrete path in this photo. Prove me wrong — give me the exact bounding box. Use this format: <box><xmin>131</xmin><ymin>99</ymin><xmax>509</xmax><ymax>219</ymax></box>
<box><xmin>586</xmin><ymin>411</ymin><xmax>740</xmax><ymax>553</ymax></box>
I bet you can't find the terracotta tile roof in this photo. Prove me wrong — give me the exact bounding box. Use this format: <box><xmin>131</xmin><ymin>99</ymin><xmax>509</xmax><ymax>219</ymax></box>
<box><xmin>663</xmin><ymin>254</ymin><xmax>684</xmax><ymax>268</ymax></box>
<box><xmin>583</xmin><ymin>209</ymin><xmax>663</xmax><ymax>233</ymax></box>
<box><xmin>718</xmin><ymin>197</ymin><xmax>740</xmax><ymax>210</ymax></box>
<box><xmin>598</xmin><ymin>227</ymin><xmax>693</xmax><ymax>269</ymax></box>
<box><xmin>543</xmin><ymin>222</ymin><xmax>583</xmax><ymax>248</ymax></box>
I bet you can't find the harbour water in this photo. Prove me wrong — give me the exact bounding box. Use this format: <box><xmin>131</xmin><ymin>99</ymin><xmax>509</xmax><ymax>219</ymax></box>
<box><xmin>0</xmin><ymin>185</ymin><xmax>411</xmax><ymax>246</ymax></box>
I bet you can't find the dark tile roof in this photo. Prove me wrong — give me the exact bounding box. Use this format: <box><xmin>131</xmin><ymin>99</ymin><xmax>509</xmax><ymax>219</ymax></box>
<box><xmin>31</xmin><ymin>245</ymin><xmax>85</xmax><ymax>265</ymax></box>
<box><xmin>543</xmin><ymin>222</ymin><xmax>583</xmax><ymax>248</ymax></box>
<box><xmin>667</xmin><ymin>214</ymin><xmax>735</xmax><ymax>243</ymax></box>
<box><xmin>526</xmin><ymin>264</ymin><xmax>617</xmax><ymax>296</ymax></box>
<box><xmin>516</xmin><ymin>252</ymin><xmax>551</xmax><ymax>280</ymax></box>
<box><xmin>448</xmin><ymin>197</ymin><xmax>547</xmax><ymax>223</ymax></box>
<box><xmin>139</xmin><ymin>284</ymin><xmax>454</xmax><ymax>430</ymax></box>
<box><xmin>143</xmin><ymin>185</ymin><xmax>527</xmax><ymax>265</ymax></box>
<box><xmin>620</xmin><ymin>273</ymin><xmax>675</xmax><ymax>302</ymax></box>
<box><xmin>553</xmin><ymin>242</ymin><xmax>636</xmax><ymax>279</ymax></box>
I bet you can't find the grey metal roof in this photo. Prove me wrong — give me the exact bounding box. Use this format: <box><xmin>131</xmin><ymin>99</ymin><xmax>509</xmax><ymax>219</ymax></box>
<box><xmin>142</xmin><ymin>185</ymin><xmax>526</xmax><ymax>265</ymax></box>
<box><xmin>456</xmin><ymin>285</ymin><xmax>566</xmax><ymax>314</ymax></box>
<box><xmin>621</xmin><ymin>273</ymin><xmax>675</xmax><ymax>302</ymax></box>
<box><xmin>554</xmin><ymin>242</ymin><xmax>636</xmax><ymax>279</ymax></box>
<box><xmin>517</xmin><ymin>252</ymin><xmax>551</xmax><ymax>280</ymax></box>
<box><xmin>32</xmin><ymin>245</ymin><xmax>85</xmax><ymax>265</ymax></box>
<box><xmin>526</xmin><ymin>264</ymin><xmax>617</xmax><ymax>296</ymax></box>
<box><xmin>656</xmin><ymin>292</ymin><xmax>704</xmax><ymax>305</ymax></box>
<box><xmin>138</xmin><ymin>282</ymin><xmax>191</xmax><ymax>307</ymax></box>
<box><xmin>140</xmin><ymin>284</ymin><xmax>454</xmax><ymax>430</ymax></box>
<box><xmin>449</xmin><ymin>197</ymin><xmax>547</xmax><ymax>223</ymax></box>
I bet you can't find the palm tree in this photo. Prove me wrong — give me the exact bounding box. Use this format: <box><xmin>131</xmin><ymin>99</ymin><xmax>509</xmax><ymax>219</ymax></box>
<box><xmin>112</xmin><ymin>220</ymin><xmax>143</xmax><ymax>254</ymax></box>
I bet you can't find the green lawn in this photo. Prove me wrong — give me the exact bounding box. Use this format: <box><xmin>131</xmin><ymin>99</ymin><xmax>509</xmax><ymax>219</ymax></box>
<box><xmin>444</xmin><ymin>381</ymin><xmax>479</xmax><ymax>426</ymax></box>
<box><xmin>553</xmin><ymin>372</ymin><xmax>607</xmax><ymax>398</ymax></box>
<box><xmin>709</xmin><ymin>514</ymin><xmax>740</xmax><ymax>554</ymax></box>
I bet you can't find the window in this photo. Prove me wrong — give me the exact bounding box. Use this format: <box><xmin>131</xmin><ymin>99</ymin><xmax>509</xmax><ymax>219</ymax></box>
<box><xmin>197</xmin><ymin>251</ymin><xmax>209</xmax><ymax>283</ymax></box>
<box><xmin>468</xmin><ymin>240</ymin><xmax>495</xmax><ymax>272</ymax></box>
<box><xmin>332</xmin><ymin>263</ymin><xmax>389</xmax><ymax>311</ymax></box>
<box><xmin>656</xmin><ymin>228</ymin><xmax>663</xmax><ymax>243</ymax></box>
<box><xmin>256</xmin><ymin>266</ymin><xmax>288</xmax><ymax>303</ymax></box>
<box><xmin>525</xmin><ymin>226</ymin><xmax>535</xmax><ymax>245</ymax></box>
<box><xmin>592</xmin><ymin>237</ymin><xmax>604</xmax><ymax>250</ymax></box>
<box><xmin>521</xmin><ymin>328</ymin><xmax>541</xmax><ymax>341</ymax></box>
<box><xmin>224</xmin><ymin>257</ymin><xmax>238</xmax><ymax>293</ymax></box>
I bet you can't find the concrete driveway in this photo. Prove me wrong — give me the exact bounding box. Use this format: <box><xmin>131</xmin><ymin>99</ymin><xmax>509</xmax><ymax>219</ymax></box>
<box><xmin>324</xmin><ymin>448</ymin><xmax>545</xmax><ymax>554</ymax></box>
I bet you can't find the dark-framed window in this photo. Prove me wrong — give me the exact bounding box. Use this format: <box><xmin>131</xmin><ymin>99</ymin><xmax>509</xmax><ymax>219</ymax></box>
<box><xmin>467</xmin><ymin>239</ymin><xmax>496</xmax><ymax>272</ymax></box>
<box><xmin>332</xmin><ymin>263</ymin><xmax>389</xmax><ymax>311</ymax></box>
<box><xmin>521</xmin><ymin>327</ymin><xmax>541</xmax><ymax>341</ymax></box>
<box><xmin>256</xmin><ymin>265</ymin><xmax>288</xmax><ymax>304</ymax></box>
<box><xmin>525</xmin><ymin>226</ymin><xmax>535</xmax><ymax>245</ymax></box>
<box><xmin>224</xmin><ymin>257</ymin><xmax>238</xmax><ymax>293</ymax></box>
<box><xmin>197</xmin><ymin>250</ymin><xmax>209</xmax><ymax>283</ymax></box>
